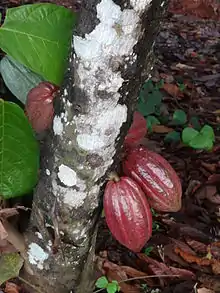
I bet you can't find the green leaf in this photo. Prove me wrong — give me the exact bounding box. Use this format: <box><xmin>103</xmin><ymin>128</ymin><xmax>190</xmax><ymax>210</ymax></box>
<box><xmin>0</xmin><ymin>100</ymin><xmax>39</xmax><ymax>199</ymax></box>
<box><xmin>142</xmin><ymin>79</ymin><xmax>154</xmax><ymax>93</ymax></box>
<box><xmin>112</xmin><ymin>280</ymin><xmax>120</xmax><ymax>291</ymax></box>
<box><xmin>138</xmin><ymin>90</ymin><xmax>162</xmax><ymax>117</ymax></box>
<box><xmin>0</xmin><ymin>253</ymin><xmax>24</xmax><ymax>285</ymax></box>
<box><xmin>144</xmin><ymin>246</ymin><xmax>153</xmax><ymax>255</ymax></box>
<box><xmin>200</xmin><ymin>125</ymin><xmax>215</xmax><ymax>141</ymax></box>
<box><xmin>150</xmin><ymin>208</ymin><xmax>158</xmax><ymax>217</ymax></box>
<box><xmin>101</xmin><ymin>208</ymin><xmax>105</xmax><ymax>218</ymax></box>
<box><xmin>164</xmin><ymin>131</ymin><xmax>181</xmax><ymax>143</ymax></box>
<box><xmin>107</xmin><ymin>281</ymin><xmax>120</xmax><ymax>293</ymax></box>
<box><xmin>0</xmin><ymin>55</ymin><xmax>44</xmax><ymax>104</ymax></box>
<box><xmin>182</xmin><ymin>127</ymin><xmax>199</xmax><ymax>145</ymax></box>
<box><xmin>0</xmin><ymin>4</ymin><xmax>77</xmax><ymax>85</ymax></box>
<box><xmin>189</xmin><ymin>133</ymin><xmax>214</xmax><ymax>151</ymax></box>
<box><xmin>152</xmin><ymin>221</ymin><xmax>161</xmax><ymax>232</ymax></box>
<box><xmin>190</xmin><ymin>116</ymin><xmax>201</xmax><ymax>130</ymax></box>
<box><xmin>146</xmin><ymin>115</ymin><xmax>160</xmax><ymax>132</ymax></box>
<box><xmin>182</xmin><ymin>125</ymin><xmax>215</xmax><ymax>151</ymax></box>
<box><xmin>155</xmin><ymin>79</ymin><xmax>164</xmax><ymax>89</ymax></box>
<box><xmin>172</xmin><ymin>109</ymin><xmax>187</xmax><ymax>125</ymax></box>
<box><xmin>95</xmin><ymin>276</ymin><xmax>109</xmax><ymax>289</ymax></box>
<box><xmin>177</xmin><ymin>83</ymin><xmax>186</xmax><ymax>92</ymax></box>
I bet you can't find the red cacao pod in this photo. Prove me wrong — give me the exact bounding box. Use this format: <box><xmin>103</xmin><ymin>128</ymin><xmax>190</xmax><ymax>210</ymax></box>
<box><xmin>124</xmin><ymin>111</ymin><xmax>147</xmax><ymax>149</ymax></box>
<box><xmin>104</xmin><ymin>173</ymin><xmax>152</xmax><ymax>252</ymax></box>
<box><xmin>123</xmin><ymin>146</ymin><xmax>182</xmax><ymax>212</ymax></box>
<box><xmin>25</xmin><ymin>82</ymin><xmax>59</xmax><ymax>133</ymax></box>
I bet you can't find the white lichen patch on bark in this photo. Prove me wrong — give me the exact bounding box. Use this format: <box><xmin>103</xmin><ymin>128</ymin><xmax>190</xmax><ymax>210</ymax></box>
<box><xmin>52</xmin><ymin>176</ymin><xmax>88</xmax><ymax>208</ymax></box>
<box><xmin>27</xmin><ymin>243</ymin><xmax>49</xmax><ymax>270</ymax></box>
<box><xmin>130</xmin><ymin>0</ymin><xmax>151</xmax><ymax>12</ymax></box>
<box><xmin>76</xmin><ymin>104</ymin><xmax>126</xmax><ymax>152</ymax></box>
<box><xmin>58</xmin><ymin>164</ymin><xmax>77</xmax><ymax>187</ymax></box>
<box><xmin>53</xmin><ymin>115</ymin><xmax>64</xmax><ymax>135</ymax></box>
<box><xmin>50</xmin><ymin>0</ymin><xmax>149</xmax><ymax>209</ymax></box>
<box><xmin>73</xmin><ymin>0</ymin><xmax>145</xmax><ymax>156</ymax></box>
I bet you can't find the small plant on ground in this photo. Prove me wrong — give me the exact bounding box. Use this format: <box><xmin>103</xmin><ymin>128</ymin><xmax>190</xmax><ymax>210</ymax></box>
<box><xmin>95</xmin><ymin>276</ymin><xmax>120</xmax><ymax>293</ymax></box>
<box><xmin>137</xmin><ymin>79</ymin><xmax>215</xmax><ymax>151</ymax></box>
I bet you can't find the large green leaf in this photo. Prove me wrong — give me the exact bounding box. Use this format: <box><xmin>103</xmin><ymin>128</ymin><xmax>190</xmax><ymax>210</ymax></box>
<box><xmin>0</xmin><ymin>100</ymin><xmax>39</xmax><ymax>199</ymax></box>
<box><xmin>0</xmin><ymin>55</ymin><xmax>44</xmax><ymax>104</ymax></box>
<box><xmin>0</xmin><ymin>4</ymin><xmax>77</xmax><ymax>85</ymax></box>
<box><xmin>0</xmin><ymin>253</ymin><xmax>24</xmax><ymax>285</ymax></box>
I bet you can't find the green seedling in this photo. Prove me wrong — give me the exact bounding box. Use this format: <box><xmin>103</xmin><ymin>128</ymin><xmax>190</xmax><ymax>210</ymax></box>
<box><xmin>164</xmin><ymin>131</ymin><xmax>181</xmax><ymax>143</ymax></box>
<box><xmin>171</xmin><ymin>109</ymin><xmax>187</xmax><ymax>126</ymax></box>
<box><xmin>177</xmin><ymin>82</ymin><xmax>186</xmax><ymax>92</ymax></box>
<box><xmin>146</xmin><ymin>116</ymin><xmax>160</xmax><ymax>132</ymax></box>
<box><xmin>137</xmin><ymin>80</ymin><xmax>163</xmax><ymax>117</ymax></box>
<box><xmin>95</xmin><ymin>276</ymin><xmax>120</xmax><ymax>293</ymax></box>
<box><xmin>144</xmin><ymin>246</ymin><xmax>154</xmax><ymax>256</ymax></box>
<box><xmin>182</xmin><ymin>125</ymin><xmax>215</xmax><ymax>151</ymax></box>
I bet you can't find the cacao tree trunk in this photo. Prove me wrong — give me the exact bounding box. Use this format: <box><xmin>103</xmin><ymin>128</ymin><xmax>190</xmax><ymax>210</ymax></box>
<box><xmin>22</xmin><ymin>1</ymin><xmax>168</xmax><ymax>292</ymax></box>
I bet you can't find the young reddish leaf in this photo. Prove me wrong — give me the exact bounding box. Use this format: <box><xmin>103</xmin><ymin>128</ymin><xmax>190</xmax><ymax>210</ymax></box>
<box><xmin>25</xmin><ymin>82</ymin><xmax>59</xmax><ymax>133</ymax></box>
<box><xmin>124</xmin><ymin>111</ymin><xmax>147</xmax><ymax>149</ymax></box>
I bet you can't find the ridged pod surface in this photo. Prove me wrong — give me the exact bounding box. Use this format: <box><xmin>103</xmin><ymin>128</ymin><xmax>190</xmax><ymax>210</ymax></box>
<box><xmin>104</xmin><ymin>174</ymin><xmax>152</xmax><ymax>252</ymax></box>
<box><xmin>123</xmin><ymin>147</ymin><xmax>182</xmax><ymax>212</ymax></box>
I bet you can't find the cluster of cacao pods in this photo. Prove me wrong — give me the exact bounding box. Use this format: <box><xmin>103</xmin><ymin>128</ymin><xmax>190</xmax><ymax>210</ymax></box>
<box><xmin>104</xmin><ymin>112</ymin><xmax>182</xmax><ymax>252</ymax></box>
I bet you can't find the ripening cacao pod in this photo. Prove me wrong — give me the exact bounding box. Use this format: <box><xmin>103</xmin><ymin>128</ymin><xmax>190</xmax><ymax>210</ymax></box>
<box><xmin>104</xmin><ymin>173</ymin><xmax>152</xmax><ymax>252</ymax></box>
<box><xmin>25</xmin><ymin>81</ymin><xmax>59</xmax><ymax>133</ymax></box>
<box><xmin>124</xmin><ymin>111</ymin><xmax>147</xmax><ymax>149</ymax></box>
<box><xmin>123</xmin><ymin>146</ymin><xmax>182</xmax><ymax>212</ymax></box>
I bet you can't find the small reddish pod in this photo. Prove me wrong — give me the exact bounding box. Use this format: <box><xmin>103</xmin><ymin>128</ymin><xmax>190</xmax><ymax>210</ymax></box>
<box><xmin>104</xmin><ymin>173</ymin><xmax>152</xmax><ymax>252</ymax></box>
<box><xmin>124</xmin><ymin>111</ymin><xmax>147</xmax><ymax>149</ymax></box>
<box><xmin>25</xmin><ymin>82</ymin><xmax>59</xmax><ymax>133</ymax></box>
<box><xmin>123</xmin><ymin>146</ymin><xmax>182</xmax><ymax>212</ymax></box>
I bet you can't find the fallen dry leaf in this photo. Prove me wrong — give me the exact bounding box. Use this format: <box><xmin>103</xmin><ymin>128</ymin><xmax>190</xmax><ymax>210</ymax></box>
<box><xmin>103</xmin><ymin>260</ymin><xmax>141</xmax><ymax>293</ymax></box>
<box><xmin>212</xmin><ymin>262</ymin><xmax>220</xmax><ymax>275</ymax></box>
<box><xmin>120</xmin><ymin>266</ymin><xmax>154</xmax><ymax>287</ymax></box>
<box><xmin>207</xmin><ymin>174</ymin><xmax>220</xmax><ymax>184</ymax></box>
<box><xmin>194</xmin><ymin>185</ymin><xmax>220</xmax><ymax>205</ymax></box>
<box><xmin>175</xmin><ymin>247</ymin><xmax>211</xmax><ymax>266</ymax></box>
<box><xmin>185</xmin><ymin>238</ymin><xmax>207</xmax><ymax>254</ymax></box>
<box><xmin>0</xmin><ymin>221</ymin><xmax>8</xmax><ymax>240</ymax></box>
<box><xmin>175</xmin><ymin>247</ymin><xmax>220</xmax><ymax>274</ymax></box>
<box><xmin>152</xmin><ymin>125</ymin><xmax>174</xmax><ymax>133</ymax></box>
<box><xmin>198</xmin><ymin>287</ymin><xmax>215</xmax><ymax>293</ymax></box>
<box><xmin>199</xmin><ymin>274</ymin><xmax>220</xmax><ymax>291</ymax></box>
<box><xmin>0</xmin><ymin>239</ymin><xmax>18</xmax><ymax>254</ymax></box>
<box><xmin>2</xmin><ymin>220</ymin><xmax>26</xmax><ymax>252</ymax></box>
<box><xmin>201</xmin><ymin>162</ymin><xmax>217</xmax><ymax>173</ymax></box>
<box><xmin>169</xmin><ymin>0</ymin><xmax>220</xmax><ymax>20</ymax></box>
<box><xmin>162</xmin><ymin>83</ymin><xmax>184</xmax><ymax>98</ymax></box>
<box><xmin>138</xmin><ymin>254</ymin><xmax>196</xmax><ymax>280</ymax></box>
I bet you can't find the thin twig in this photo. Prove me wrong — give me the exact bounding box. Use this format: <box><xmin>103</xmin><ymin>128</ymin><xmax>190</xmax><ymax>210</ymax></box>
<box><xmin>121</xmin><ymin>274</ymin><xmax>181</xmax><ymax>283</ymax></box>
<box><xmin>18</xmin><ymin>276</ymin><xmax>43</xmax><ymax>293</ymax></box>
<box><xmin>94</xmin><ymin>274</ymin><xmax>181</xmax><ymax>293</ymax></box>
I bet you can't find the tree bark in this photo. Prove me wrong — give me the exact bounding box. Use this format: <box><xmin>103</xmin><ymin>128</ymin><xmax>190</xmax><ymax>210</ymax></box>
<box><xmin>22</xmin><ymin>1</ymin><xmax>168</xmax><ymax>292</ymax></box>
